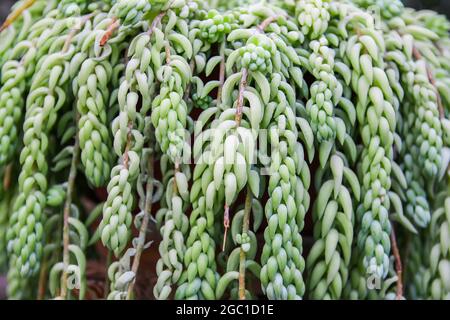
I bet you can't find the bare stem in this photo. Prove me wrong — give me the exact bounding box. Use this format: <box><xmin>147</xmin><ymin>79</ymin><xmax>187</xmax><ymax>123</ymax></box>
<box><xmin>222</xmin><ymin>205</ymin><xmax>230</xmax><ymax>252</ymax></box>
<box><xmin>226</xmin><ymin>13</ymin><xmax>274</xmax><ymax>259</ymax></box>
<box><xmin>104</xmin><ymin>251</ymin><xmax>112</xmax><ymax>298</ymax></box>
<box><xmin>165</xmin><ymin>41</ymin><xmax>171</xmax><ymax>64</ymax></box>
<box><xmin>123</xmin><ymin>122</ymin><xmax>133</xmax><ymax>170</ymax></box>
<box><xmin>233</xmin><ymin>15</ymin><xmax>274</xmax><ymax>125</ymax></box>
<box><xmin>126</xmin><ymin>154</ymin><xmax>154</xmax><ymax>299</ymax></box>
<box><xmin>60</xmin><ymin>114</ymin><xmax>81</xmax><ymax>300</ymax></box>
<box><xmin>238</xmin><ymin>188</ymin><xmax>252</xmax><ymax>300</ymax></box>
<box><xmin>0</xmin><ymin>0</ymin><xmax>36</xmax><ymax>32</ymax></box>
<box><xmin>148</xmin><ymin>12</ymin><xmax>166</xmax><ymax>36</ymax></box>
<box><xmin>255</xmin><ymin>15</ymin><xmax>279</xmax><ymax>34</ymax></box>
<box><xmin>37</xmin><ymin>258</ymin><xmax>48</xmax><ymax>300</ymax></box>
<box><xmin>234</xmin><ymin>68</ymin><xmax>248</xmax><ymax>126</ymax></box>
<box><xmin>173</xmin><ymin>161</ymin><xmax>180</xmax><ymax>194</ymax></box>
<box><xmin>3</xmin><ymin>164</ymin><xmax>12</xmax><ymax>190</ymax></box>
<box><xmin>390</xmin><ymin>225</ymin><xmax>403</xmax><ymax>300</ymax></box>
<box><xmin>121</xmin><ymin>12</ymin><xmax>167</xmax><ymax>298</ymax></box>
<box><xmin>62</xmin><ymin>13</ymin><xmax>94</xmax><ymax>53</ymax></box>
<box><xmin>100</xmin><ymin>18</ymin><xmax>120</xmax><ymax>46</ymax></box>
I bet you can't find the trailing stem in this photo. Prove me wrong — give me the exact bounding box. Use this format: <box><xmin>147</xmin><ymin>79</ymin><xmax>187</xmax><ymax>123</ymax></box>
<box><xmin>234</xmin><ymin>68</ymin><xmax>248</xmax><ymax>126</ymax></box>
<box><xmin>238</xmin><ymin>189</ymin><xmax>252</xmax><ymax>300</ymax></box>
<box><xmin>3</xmin><ymin>164</ymin><xmax>12</xmax><ymax>190</ymax></box>
<box><xmin>104</xmin><ymin>251</ymin><xmax>112</xmax><ymax>298</ymax></box>
<box><xmin>60</xmin><ymin>114</ymin><xmax>81</xmax><ymax>300</ymax></box>
<box><xmin>37</xmin><ymin>259</ymin><xmax>48</xmax><ymax>300</ymax></box>
<box><xmin>222</xmin><ymin>68</ymin><xmax>248</xmax><ymax>250</ymax></box>
<box><xmin>390</xmin><ymin>225</ymin><xmax>404</xmax><ymax>299</ymax></box>
<box><xmin>100</xmin><ymin>18</ymin><xmax>120</xmax><ymax>46</ymax></box>
<box><xmin>0</xmin><ymin>0</ymin><xmax>36</xmax><ymax>32</ymax></box>
<box><xmin>126</xmin><ymin>153</ymin><xmax>154</xmax><ymax>299</ymax></box>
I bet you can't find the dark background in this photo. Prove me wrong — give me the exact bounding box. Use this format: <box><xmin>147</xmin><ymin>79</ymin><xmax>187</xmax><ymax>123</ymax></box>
<box><xmin>1</xmin><ymin>0</ymin><xmax>15</xmax><ymax>21</ymax></box>
<box><xmin>0</xmin><ymin>0</ymin><xmax>450</xmax><ymax>22</ymax></box>
<box><xmin>405</xmin><ymin>0</ymin><xmax>450</xmax><ymax>14</ymax></box>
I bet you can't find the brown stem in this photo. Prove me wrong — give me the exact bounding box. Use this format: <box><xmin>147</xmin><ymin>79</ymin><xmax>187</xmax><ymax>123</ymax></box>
<box><xmin>173</xmin><ymin>161</ymin><xmax>180</xmax><ymax>194</ymax></box>
<box><xmin>62</xmin><ymin>13</ymin><xmax>94</xmax><ymax>53</ymax></box>
<box><xmin>122</xmin><ymin>122</ymin><xmax>133</xmax><ymax>170</ymax></box>
<box><xmin>238</xmin><ymin>189</ymin><xmax>252</xmax><ymax>300</ymax></box>
<box><xmin>255</xmin><ymin>16</ymin><xmax>279</xmax><ymax>34</ymax></box>
<box><xmin>37</xmin><ymin>258</ymin><xmax>48</xmax><ymax>300</ymax></box>
<box><xmin>62</xmin><ymin>30</ymin><xmax>77</xmax><ymax>54</ymax></box>
<box><xmin>402</xmin><ymin>232</ymin><xmax>411</xmax><ymax>282</ymax></box>
<box><xmin>148</xmin><ymin>12</ymin><xmax>166</xmax><ymax>36</ymax></box>
<box><xmin>233</xmin><ymin>15</ymin><xmax>275</xmax><ymax>124</ymax></box>
<box><xmin>60</xmin><ymin>115</ymin><xmax>81</xmax><ymax>300</ymax></box>
<box><xmin>222</xmin><ymin>205</ymin><xmax>230</xmax><ymax>252</ymax></box>
<box><xmin>3</xmin><ymin>164</ymin><xmax>12</xmax><ymax>190</ymax></box>
<box><xmin>164</xmin><ymin>41</ymin><xmax>171</xmax><ymax>64</ymax></box>
<box><xmin>126</xmin><ymin>154</ymin><xmax>154</xmax><ymax>299</ymax></box>
<box><xmin>234</xmin><ymin>68</ymin><xmax>248</xmax><ymax>126</ymax></box>
<box><xmin>104</xmin><ymin>251</ymin><xmax>112</xmax><ymax>298</ymax></box>
<box><xmin>226</xmin><ymin>14</ymin><xmax>275</xmax><ymax>253</ymax></box>
<box><xmin>0</xmin><ymin>0</ymin><xmax>36</xmax><ymax>32</ymax></box>
<box><xmin>100</xmin><ymin>18</ymin><xmax>120</xmax><ymax>47</ymax></box>
<box><xmin>117</xmin><ymin>12</ymin><xmax>168</xmax><ymax>297</ymax></box>
<box><xmin>412</xmin><ymin>46</ymin><xmax>445</xmax><ymax>119</ymax></box>
<box><xmin>390</xmin><ymin>225</ymin><xmax>403</xmax><ymax>300</ymax></box>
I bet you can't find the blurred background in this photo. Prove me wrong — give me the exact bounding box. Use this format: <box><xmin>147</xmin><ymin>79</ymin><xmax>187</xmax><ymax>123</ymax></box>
<box><xmin>1</xmin><ymin>0</ymin><xmax>15</xmax><ymax>22</ymax></box>
<box><xmin>405</xmin><ymin>0</ymin><xmax>450</xmax><ymax>15</ymax></box>
<box><xmin>0</xmin><ymin>0</ymin><xmax>450</xmax><ymax>21</ymax></box>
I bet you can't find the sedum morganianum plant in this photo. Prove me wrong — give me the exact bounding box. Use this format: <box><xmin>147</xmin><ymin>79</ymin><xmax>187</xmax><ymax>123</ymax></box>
<box><xmin>0</xmin><ymin>0</ymin><xmax>449</xmax><ymax>300</ymax></box>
